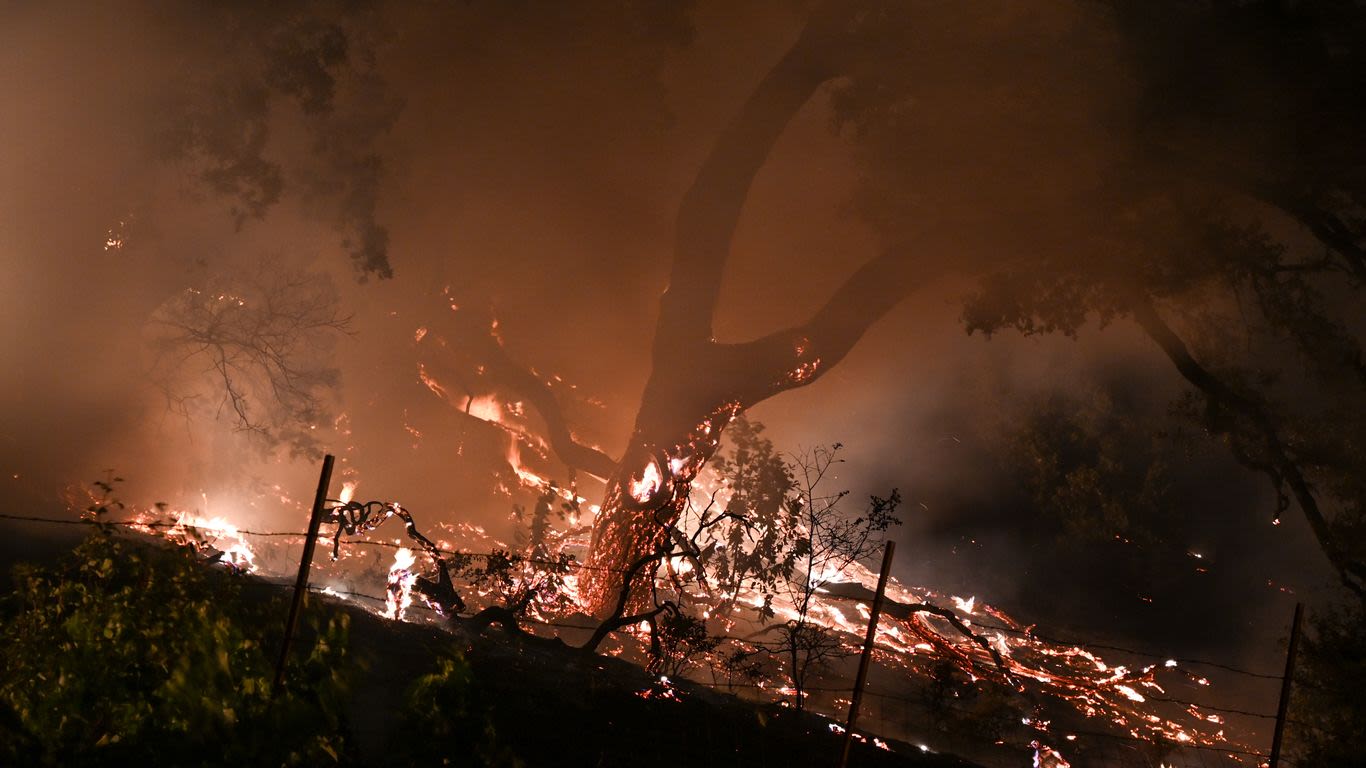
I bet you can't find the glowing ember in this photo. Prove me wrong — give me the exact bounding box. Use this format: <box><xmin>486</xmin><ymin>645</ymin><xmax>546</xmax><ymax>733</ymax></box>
<box><xmin>635</xmin><ymin>675</ymin><xmax>683</xmax><ymax>702</ymax></box>
<box><xmin>1115</xmin><ymin>684</ymin><xmax>1146</xmax><ymax>703</ymax></box>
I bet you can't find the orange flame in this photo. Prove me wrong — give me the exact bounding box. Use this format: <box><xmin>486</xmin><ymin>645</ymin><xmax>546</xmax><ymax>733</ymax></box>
<box><xmin>629</xmin><ymin>459</ymin><xmax>663</xmax><ymax>504</ymax></box>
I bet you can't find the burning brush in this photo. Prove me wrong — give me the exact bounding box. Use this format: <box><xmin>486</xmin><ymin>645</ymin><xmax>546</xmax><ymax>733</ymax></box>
<box><xmin>322</xmin><ymin>491</ymin><xmax>467</xmax><ymax>612</ymax></box>
<box><xmin>324</xmin><ymin>495</ymin><xmax>465</xmax><ymax>615</ymax></box>
<box><xmin>100</xmin><ymin>470</ymin><xmax>1261</xmax><ymax>766</ymax></box>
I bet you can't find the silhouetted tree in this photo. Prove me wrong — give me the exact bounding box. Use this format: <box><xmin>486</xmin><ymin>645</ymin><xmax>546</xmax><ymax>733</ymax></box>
<box><xmin>685</xmin><ymin>422</ymin><xmax>902</xmax><ymax>710</ymax></box>
<box><xmin>151</xmin><ymin>264</ymin><xmax>351</xmax><ymax>456</ymax></box>
<box><xmin>1287</xmin><ymin>603</ymin><xmax>1366</xmax><ymax>766</ymax></box>
<box><xmin>767</xmin><ymin>444</ymin><xmax>900</xmax><ymax>711</ymax></box>
<box><xmin>694</xmin><ymin>418</ymin><xmax>798</xmax><ymax>618</ymax></box>
<box><xmin>958</xmin><ymin>0</ymin><xmax>1366</xmax><ymax>599</ymax></box>
<box><xmin>999</xmin><ymin>387</ymin><xmax>1175</xmax><ymax>548</ymax></box>
<box><xmin>155</xmin><ymin>2</ymin><xmax>400</xmax><ymax>276</ymax></box>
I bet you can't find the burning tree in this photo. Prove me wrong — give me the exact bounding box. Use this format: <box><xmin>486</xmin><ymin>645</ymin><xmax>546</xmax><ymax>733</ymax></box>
<box><xmin>147</xmin><ymin>0</ymin><xmax>1365</xmax><ymax>622</ymax></box>
<box><xmin>413</xmin><ymin>0</ymin><xmax>1366</xmax><ymax>614</ymax></box>
<box><xmin>571</xmin><ymin>1</ymin><xmax>927</xmax><ymax>612</ymax></box>
<box><xmin>416</xmin><ymin>1</ymin><xmax>925</xmax><ymax>614</ymax></box>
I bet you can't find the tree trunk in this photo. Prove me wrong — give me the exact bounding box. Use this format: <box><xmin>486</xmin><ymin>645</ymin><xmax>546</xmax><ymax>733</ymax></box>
<box><xmin>580</xmin><ymin>344</ymin><xmax>743</xmax><ymax>614</ymax></box>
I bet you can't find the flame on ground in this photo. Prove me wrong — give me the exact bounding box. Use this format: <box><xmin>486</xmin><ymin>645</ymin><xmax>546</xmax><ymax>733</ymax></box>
<box><xmin>128</xmin><ymin>505</ymin><xmax>258</xmax><ymax>572</ymax></box>
<box><xmin>383</xmin><ymin>547</ymin><xmax>418</xmax><ymax>620</ymax></box>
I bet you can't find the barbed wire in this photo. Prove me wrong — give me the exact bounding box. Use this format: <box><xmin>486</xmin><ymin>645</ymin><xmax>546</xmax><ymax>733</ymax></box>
<box><xmin>1142</xmin><ymin>693</ymin><xmax>1278</xmax><ymax>720</ymax></box>
<box><xmin>958</xmin><ymin>616</ymin><xmax>1286</xmax><ymax>681</ymax></box>
<box><xmin>0</xmin><ymin>512</ymin><xmax>1294</xmax><ymax>677</ymax></box>
<box><xmin>5</xmin><ymin>513</ymin><xmax>1291</xmax><ymax>676</ymax></box>
<box><xmin>0</xmin><ymin>512</ymin><xmax>630</xmax><ymax>572</ymax></box>
<box><xmin>0</xmin><ymin>510</ymin><xmax>1296</xmax><ymax>763</ymax></box>
<box><xmin>274</xmin><ymin>582</ymin><xmax>1279</xmax><ymax>763</ymax></box>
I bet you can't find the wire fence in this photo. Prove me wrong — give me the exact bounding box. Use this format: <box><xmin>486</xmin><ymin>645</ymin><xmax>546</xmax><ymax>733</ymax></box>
<box><xmin>0</xmin><ymin>511</ymin><xmax>1301</xmax><ymax>767</ymax></box>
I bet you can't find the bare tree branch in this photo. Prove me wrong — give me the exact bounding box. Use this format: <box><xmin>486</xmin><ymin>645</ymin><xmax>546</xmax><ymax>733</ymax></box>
<box><xmin>152</xmin><ymin>269</ymin><xmax>351</xmax><ymax>454</ymax></box>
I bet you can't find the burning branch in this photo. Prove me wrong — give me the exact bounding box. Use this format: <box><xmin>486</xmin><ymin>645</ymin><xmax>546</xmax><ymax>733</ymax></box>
<box><xmin>420</xmin><ymin>306</ymin><xmax>617</xmax><ymax>480</ymax></box>
<box><xmin>890</xmin><ymin>601</ymin><xmax>1011</xmax><ymax>680</ymax></box>
<box><xmin>578</xmin><ymin>497</ymin><xmax>740</xmax><ymax>656</ymax></box>
<box><xmin>326</xmin><ymin>499</ymin><xmax>465</xmax><ymax>614</ymax></box>
<box><xmin>472</xmin><ymin>328</ymin><xmax>617</xmax><ymax>480</ymax></box>
<box><xmin>461</xmin><ymin>545</ymin><xmax>577</xmax><ymax>639</ymax></box>
<box><xmin>579</xmin><ymin>546</ymin><xmax>680</xmax><ymax>655</ymax></box>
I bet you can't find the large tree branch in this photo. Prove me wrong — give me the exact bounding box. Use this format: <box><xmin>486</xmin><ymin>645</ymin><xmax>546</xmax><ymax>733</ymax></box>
<box><xmin>720</xmin><ymin>250</ymin><xmax>925</xmax><ymax>404</ymax></box>
<box><xmin>1149</xmin><ymin>142</ymin><xmax>1366</xmax><ymax>283</ymax></box>
<box><xmin>1130</xmin><ymin>296</ymin><xmax>1366</xmax><ymax>599</ymax></box>
<box><xmin>818</xmin><ymin>580</ymin><xmax>1012</xmax><ymax>678</ymax></box>
<box><xmin>658</xmin><ymin>3</ymin><xmax>864</xmax><ymax>347</ymax></box>
<box><xmin>1251</xmin><ymin>188</ymin><xmax>1366</xmax><ymax>284</ymax></box>
<box><xmin>478</xmin><ymin>338</ymin><xmax>619</xmax><ymax>480</ymax></box>
<box><xmin>423</xmin><ymin>316</ymin><xmax>618</xmax><ymax>480</ymax></box>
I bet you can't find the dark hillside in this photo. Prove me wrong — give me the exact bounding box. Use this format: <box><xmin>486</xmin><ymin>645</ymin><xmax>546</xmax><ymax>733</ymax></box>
<box><xmin>0</xmin><ymin>526</ymin><xmax>981</xmax><ymax>767</ymax></box>
<box><xmin>337</xmin><ymin>586</ymin><xmax>981</xmax><ymax>768</ymax></box>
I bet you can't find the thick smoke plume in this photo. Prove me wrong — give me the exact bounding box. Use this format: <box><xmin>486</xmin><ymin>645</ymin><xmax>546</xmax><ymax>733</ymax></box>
<box><xmin>1</xmin><ymin>0</ymin><xmax>1342</xmax><ymax>698</ymax></box>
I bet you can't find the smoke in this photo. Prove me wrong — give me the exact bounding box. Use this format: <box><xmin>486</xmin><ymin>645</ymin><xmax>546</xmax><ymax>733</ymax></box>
<box><xmin>0</xmin><ymin>0</ymin><xmax>1332</xmax><ymax>696</ymax></box>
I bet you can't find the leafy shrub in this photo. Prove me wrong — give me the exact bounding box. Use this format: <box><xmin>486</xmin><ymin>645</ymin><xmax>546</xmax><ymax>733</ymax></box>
<box><xmin>389</xmin><ymin>647</ymin><xmax>521</xmax><ymax>767</ymax></box>
<box><xmin>1288</xmin><ymin>603</ymin><xmax>1366</xmax><ymax>767</ymax></box>
<box><xmin>0</xmin><ymin>530</ymin><xmax>354</xmax><ymax>766</ymax></box>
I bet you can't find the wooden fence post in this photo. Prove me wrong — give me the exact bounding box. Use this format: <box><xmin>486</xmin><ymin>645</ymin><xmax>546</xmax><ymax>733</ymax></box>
<box><xmin>1269</xmin><ymin>602</ymin><xmax>1304</xmax><ymax>768</ymax></box>
<box><xmin>838</xmin><ymin>540</ymin><xmax>896</xmax><ymax>768</ymax></box>
<box><xmin>272</xmin><ymin>454</ymin><xmax>334</xmax><ymax>695</ymax></box>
